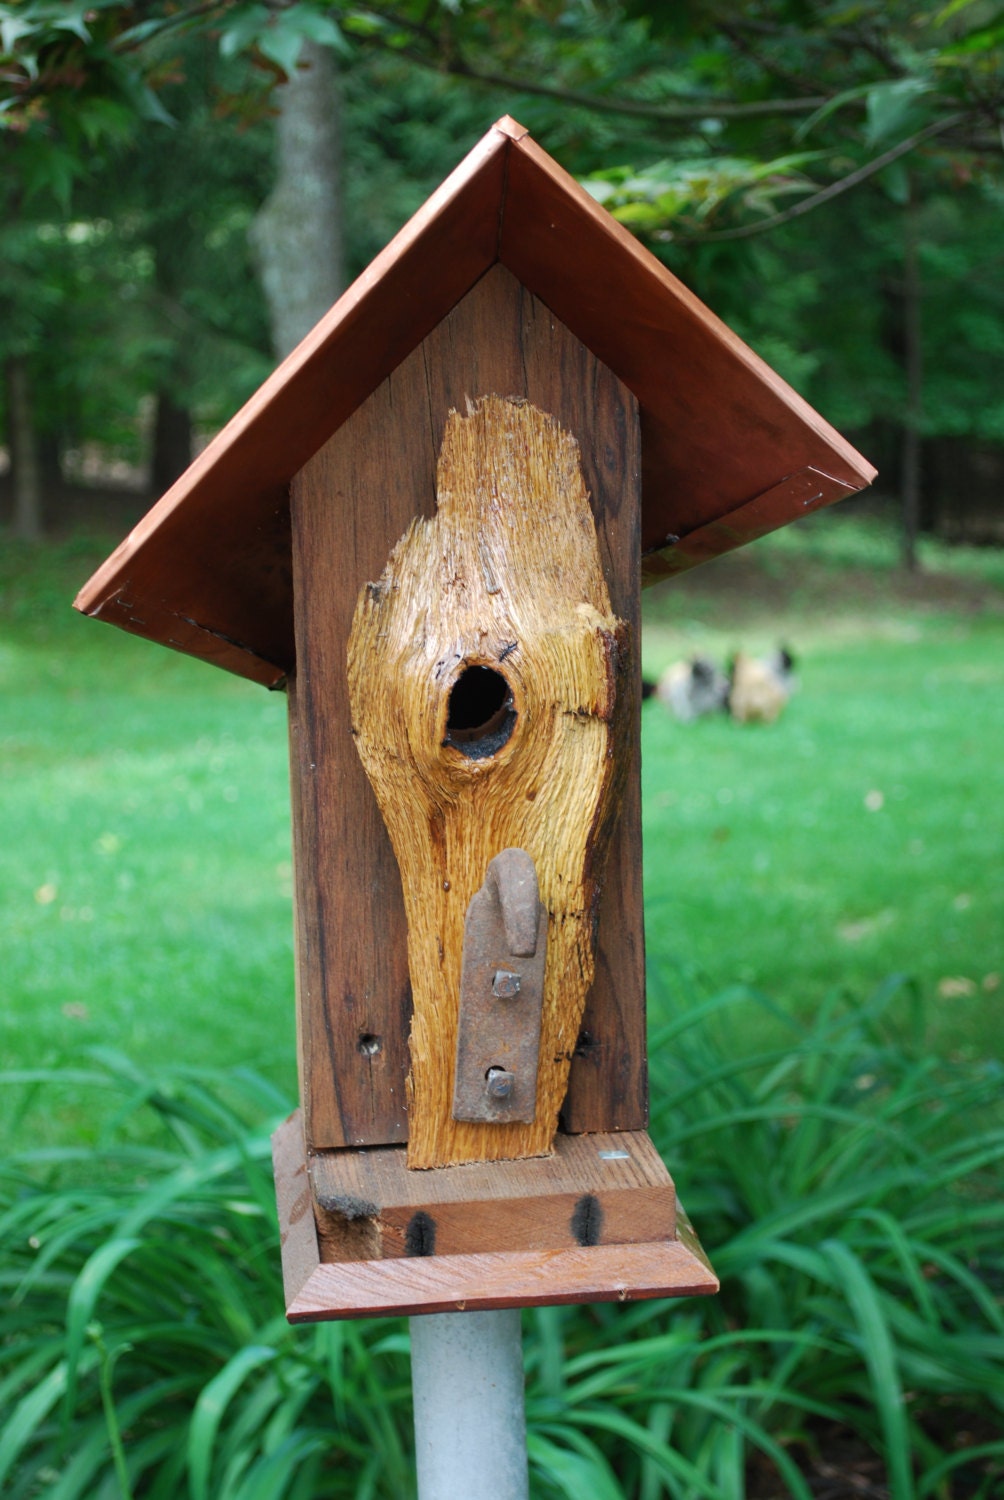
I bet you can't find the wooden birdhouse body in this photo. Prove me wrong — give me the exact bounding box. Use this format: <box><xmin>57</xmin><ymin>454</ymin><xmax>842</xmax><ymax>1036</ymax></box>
<box><xmin>77</xmin><ymin>118</ymin><xmax>876</xmax><ymax>1320</ymax></box>
<box><xmin>288</xmin><ymin>265</ymin><xmax>646</xmax><ymax>1158</ymax></box>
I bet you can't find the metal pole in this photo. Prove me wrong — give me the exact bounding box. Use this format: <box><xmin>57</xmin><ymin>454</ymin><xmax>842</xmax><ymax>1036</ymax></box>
<box><xmin>410</xmin><ymin>1309</ymin><xmax>529</xmax><ymax>1500</ymax></box>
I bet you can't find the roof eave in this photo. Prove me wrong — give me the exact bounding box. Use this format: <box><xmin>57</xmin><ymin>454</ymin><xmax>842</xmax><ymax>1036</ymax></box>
<box><xmin>75</xmin><ymin>117</ymin><xmax>875</xmax><ymax>686</ymax></box>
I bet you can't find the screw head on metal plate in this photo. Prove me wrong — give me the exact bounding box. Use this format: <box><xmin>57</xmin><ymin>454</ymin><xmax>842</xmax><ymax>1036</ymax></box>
<box><xmin>486</xmin><ymin>1067</ymin><xmax>516</xmax><ymax>1100</ymax></box>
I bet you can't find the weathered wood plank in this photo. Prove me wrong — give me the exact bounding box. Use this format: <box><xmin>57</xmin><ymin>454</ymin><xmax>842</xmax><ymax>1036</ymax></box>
<box><xmin>311</xmin><ymin>1130</ymin><xmax>675</xmax><ymax>1260</ymax></box>
<box><xmin>640</xmin><ymin>466</ymin><xmax>859</xmax><ymax>583</ymax></box>
<box><xmin>290</xmin><ymin>264</ymin><xmax>645</xmax><ymax>1151</ymax></box>
<box><xmin>287</xmin><ymin>1239</ymin><xmax>718</xmax><ymax>1322</ymax></box>
<box><xmin>271</xmin><ymin>1111</ymin><xmax>322</xmax><ymax>1308</ymax></box>
<box><xmin>274</xmin><ymin>1108</ymin><xmax>716</xmax><ymax>1321</ymax></box>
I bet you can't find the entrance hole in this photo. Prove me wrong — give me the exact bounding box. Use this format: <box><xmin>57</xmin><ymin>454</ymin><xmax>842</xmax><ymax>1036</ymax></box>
<box><xmin>445</xmin><ymin>665</ymin><xmax>516</xmax><ymax>760</ymax></box>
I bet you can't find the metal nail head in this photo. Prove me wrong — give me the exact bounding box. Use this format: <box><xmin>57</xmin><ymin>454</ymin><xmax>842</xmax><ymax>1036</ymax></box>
<box><xmin>492</xmin><ymin>969</ymin><xmax>521</xmax><ymax>999</ymax></box>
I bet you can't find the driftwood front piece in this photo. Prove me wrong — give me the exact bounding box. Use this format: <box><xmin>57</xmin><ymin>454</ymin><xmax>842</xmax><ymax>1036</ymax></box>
<box><xmin>347</xmin><ymin>397</ymin><xmax>628</xmax><ymax>1169</ymax></box>
<box><xmin>274</xmin><ymin>1111</ymin><xmax>718</xmax><ymax>1321</ymax></box>
<box><xmin>289</xmin><ymin>265</ymin><xmax>645</xmax><ymax>1153</ymax></box>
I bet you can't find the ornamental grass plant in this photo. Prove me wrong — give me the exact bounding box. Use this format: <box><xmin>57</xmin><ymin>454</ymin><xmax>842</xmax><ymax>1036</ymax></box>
<box><xmin>2</xmin><ymin>976</ymin><xmax>1001</xmax><ymax>1498</ymax></box>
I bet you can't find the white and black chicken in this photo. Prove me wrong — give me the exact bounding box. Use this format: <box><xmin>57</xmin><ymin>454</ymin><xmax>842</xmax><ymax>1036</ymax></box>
<box><xmin>642</xmin><ymin>655</ymin><xmax>730</xmax><ymax>722</ymax></box>
<box><xmin>642</xmin><ymin>648</ymin><xmax>797</xmax><ymax>725</ymax></box>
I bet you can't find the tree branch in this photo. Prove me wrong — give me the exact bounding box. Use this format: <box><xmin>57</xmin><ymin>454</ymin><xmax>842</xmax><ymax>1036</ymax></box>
<box><xmin>666</xmin><ymin>114</ymin><xmax>964</xmax><ymax>243</ymax></box>
<box><xmin>716</xmin><ymin>18</ymin><xmax>821</xmax><ymax>98</ymax></box>
<box><xmin>347</xmin><ymin>25</ymin><xmax>829</xmax><ymax>122</ymax></box>
<box><xmin>113</xmin><ymin>1</ymin><xmax>230</xmax><ymax>55</ymax></box>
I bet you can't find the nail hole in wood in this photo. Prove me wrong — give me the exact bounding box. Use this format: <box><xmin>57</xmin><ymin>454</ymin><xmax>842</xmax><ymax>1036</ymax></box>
<box><xmin>574</xmin><ymin>1028</ymin><xmax>600</xmax><ymax>1060</ymax></box>
<box><xmin>357</xmin><ymin>1033</ymin><xmax>382</xmax><ymax>1056</ymax></box>
<box><xmin>444</xmin><ymin>665</ymin><xmax>516</xmax><ymax>759</ymax></box>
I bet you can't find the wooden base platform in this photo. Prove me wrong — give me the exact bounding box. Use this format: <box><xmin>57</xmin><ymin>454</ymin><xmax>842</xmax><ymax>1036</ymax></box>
<box><xmin>273</xmin><ymin>1111</ymin><xmax>717</xmax><ymax>1321</ymax></box>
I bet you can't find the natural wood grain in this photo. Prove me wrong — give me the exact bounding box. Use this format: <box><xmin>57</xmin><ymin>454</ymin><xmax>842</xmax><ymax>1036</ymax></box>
<box><xmin>288</xmin><ymin>1240</ymin><xmax>718</xmax><ymax>1322</ymax></box>
<box><xmin>640</xmin><ymin>466</ymin><xmax>858</xmax><ymax>583</ymax></box>
<box><xmin>289</xmin><ymin>266</ymin><xmax>645</xmax><ymax>1152</ymax></box>
<box><xmin>75</xmin><ymin>119</ymin><xmax>874</xmax><ymax>687</ymax></box>
<box><xmin>499</xmin><ymin>133</ymin><xmax>876</xmax><ymax>556</ymax></box>
<box><xmin>273</xmin><ymin>1108</ymin><xmax>716</xmax><ymax>1321</ymax></box>
<box><xmin>272</xmin><ymin>1111</ymin><xmax>322</xmax><ymax>1308</ymax></box>
<box><xmin>676</xmin><ymin>1200</ymin><xmax>717</xmax><ymax>1281</ymax></box>
<box><xmin>417</xmin><ymin>268</ymin><xmax>648</xmax><ymax>1140</ymax></box>
<box><xmin>311</xmin><ymin>1130</ymin><xmax>673</xmax><ymax>1259</ymax></box>
<box><xmin>288</xmin><ymin>362</ymin><xmax>435</xmax><ymax>1149</ymax></box>
<box><xmin>347</xmin><ymin>396</ymin><xmax>625</xmax><ymax>1169</ymax></box>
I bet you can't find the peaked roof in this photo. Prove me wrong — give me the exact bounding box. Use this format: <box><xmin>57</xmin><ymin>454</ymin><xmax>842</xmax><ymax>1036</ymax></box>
<box><xmin>76</xmin><ymin>116</ymin><xmax>875</xmax><ymax>688</ymax></box>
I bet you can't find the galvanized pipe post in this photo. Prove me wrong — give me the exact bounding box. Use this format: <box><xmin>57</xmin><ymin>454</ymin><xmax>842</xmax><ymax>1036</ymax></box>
<box><xmin>410</xmin><ymin>1309</ymin><xmax>529</xmax><ymax>1500</ymax></box>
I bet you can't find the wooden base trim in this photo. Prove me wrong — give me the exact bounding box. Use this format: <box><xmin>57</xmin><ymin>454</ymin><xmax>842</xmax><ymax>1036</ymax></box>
<box><xmin>287</xmin><ymin>1239</ymin><xmax>718</xmax><ymax>1322</ymax></box>
<box><xmin>310</xmin><ymin>1127</ymin><xmax>675</xmax><ymax>1262</ymax></box>
<box><xmin>273</xmin><ymin>1111</ymin><xmax>718</xmax><ymax>1322</ymax></box>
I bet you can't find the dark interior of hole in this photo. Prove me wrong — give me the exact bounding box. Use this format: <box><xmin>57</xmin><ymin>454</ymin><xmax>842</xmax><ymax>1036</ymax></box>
<box><xmin>448</xmin><ymin>666</ymin><xmax>508</xmax><ymax>731</ymax></box>
<box><xmin>445</xmin><ymin>666</ymin><xmax>516</xmax><ymax>759</ymax></box>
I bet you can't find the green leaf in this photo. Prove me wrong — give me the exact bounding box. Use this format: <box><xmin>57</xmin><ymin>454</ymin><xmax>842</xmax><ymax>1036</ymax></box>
<box><xmin>879</xmin><ymin>160</ymin><xmax>911</xmax><ymax>205</ymax></box>
<box><xmin>63</xmin><ymin>1237</ymin><xmax>142</xmax><ymax>1425</ymax></box>
<box><xmin>219</xmin><ymin>4</ymin><xmax>270</xmax><ymax>60</ymax></box>
<box><xmin>527</xmin><ymin>1431</ymin><xmax>625</xmax><ymax>1500</ymax></box>
<box><xmin>794</xmin><ymin>81</ymin><xmax>876</xmax><ymax>141</ymax></box>
<box><xmin>822</xmin><ymin>1239</ymin><xmax>915</xmax><ymax>1499</ymax></box>
<box><xmin>256</xmin><ymin>20</ymin><xmax>305</xmax><ymax>79</ymax></box>
<box><xmin>284</xmin><ymin>3</ymin><xmax>352</xmax><ymax>57</ymax></box>
<box><xmin>188</xmin><ymin>1344</ymin><xmax>278</xmax><ymax>1500</ymax></box>
<box><xmin>134</xmin><ymin>83</ymin><xmax>176</xmax><ymax>128</ymax></box>
<box><xmin>865</xmin><ymin>79</ymin><xmax>932</xmax><ymax>148</ymax></box>
<box><xmin>0</xmin><ymin>14</ymin><xmax>42</xmax><ymax>54</ymax></box>
<box><xmin>0</xmin><ymin>1359</ymin><xmax>82</xmax><ymax>1489</ymax></box>
<box><xmin>935</xmin><ymin>0</ymin><xmax>986</xmax><ymax>22</ymax></box>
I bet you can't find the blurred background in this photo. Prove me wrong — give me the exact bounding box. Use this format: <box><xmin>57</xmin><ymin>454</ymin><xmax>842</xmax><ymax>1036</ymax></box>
<box><xmin>2</xmin><ymin>5</ymin><xmax>1002</xmax><ymax>1497</ymax></box>
<box><xmin>3</xmin><ymin>0</ymin><xmax>1001</xmax><ymax>1101</ymax></box>
<box><xmin>2</xmin><ymin>1</ymin><xmax>1002</xmax><ymax>550</ymax></box>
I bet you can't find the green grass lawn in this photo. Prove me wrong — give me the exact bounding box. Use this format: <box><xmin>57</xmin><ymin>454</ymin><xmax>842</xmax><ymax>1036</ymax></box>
<box><xmin>2</xmin><ymin>517</ymin><xmax>1002</xmax><ymax>1149</ymax></box>
<box><xmin>3</xmin><ymin>520</ymin><xmax>1003</xmax><ymax>1499</ymax></box>
<box><xmin>1</xmin><ymin>541</ymin><xmax>296</xmax><ymax>1145</ymax></box>
<box><xmin>641</xmin><ymin>615</ymin><xmax>1004</xmax><ymax>1063</ymax></box>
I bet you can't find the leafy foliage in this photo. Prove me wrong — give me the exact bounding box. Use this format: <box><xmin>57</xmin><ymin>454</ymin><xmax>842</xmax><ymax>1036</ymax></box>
<box><xmin>1</xmin><ymin>1</ymin><xmax>1002</xmax><ymax>516</ymax></box>
<box><xmin>2</xmin><ymin>981</ymin><xmax>1002</xmax><ymax>1496</ymax></box>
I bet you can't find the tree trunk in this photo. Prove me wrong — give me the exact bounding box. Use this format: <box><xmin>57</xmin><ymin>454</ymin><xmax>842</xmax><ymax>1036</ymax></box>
<box><xmin>37</xmin><ymin>432</ymin><xmax>62</xmax><ymax>497</ymax></box>
<box><xmin>151</xmin><ymin>389</ymin><xmax>193</xmax><ymax>495</ymax></box>
<box><xmin>250</xmin><ymin>42</ymin><xmax>344</xmax><ymax>361</ymax></box>
<box><xmin>5</xmin><ymin>357</ymin><xmax>43</xmax><ymax>542</ymax></box>
<box><xmin>901</xmin><ymin>185</ymin><xmax>923</xmax><ymax>573</ymax></box>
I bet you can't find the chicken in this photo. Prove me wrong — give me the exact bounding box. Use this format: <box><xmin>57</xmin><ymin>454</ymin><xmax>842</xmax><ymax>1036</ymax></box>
<box><xmin>727</xmin><ymin>648</ymin><xmax>796</xmax><ymax>724</ymax></box>
<box><xmin>645</xmin><ymin>655</ymin><xmax>730</xmax><ymax>722</ymax></box>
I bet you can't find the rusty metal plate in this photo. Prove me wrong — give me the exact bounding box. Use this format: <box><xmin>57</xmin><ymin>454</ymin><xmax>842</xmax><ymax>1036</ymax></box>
<box><xmin>452</xmin><ymin>849</ymin><xmax>547</xmax><ymax>1124</ymax></box>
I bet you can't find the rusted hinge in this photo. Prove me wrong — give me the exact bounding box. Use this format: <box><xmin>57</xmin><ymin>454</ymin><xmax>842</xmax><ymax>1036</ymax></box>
<box><xmin>451</xmin><ymin>848</ymin><xmax>547</xmax><ymax>1125</ymax></box>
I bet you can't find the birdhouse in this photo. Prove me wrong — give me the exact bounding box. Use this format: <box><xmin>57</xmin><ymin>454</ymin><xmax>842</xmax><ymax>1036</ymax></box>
<box><xmin>76</xmin><ymin>118</ymin><xmax>875</xmax><ymax>1321</ymax></box>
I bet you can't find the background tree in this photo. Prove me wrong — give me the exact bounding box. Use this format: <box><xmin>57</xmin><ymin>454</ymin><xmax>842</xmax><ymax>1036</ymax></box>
<box><xmin>1</xmin><ymin>0</ymin><xmax>1001</xmax><ymax>555</ymax></box>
